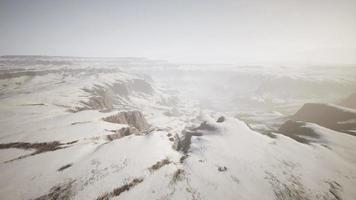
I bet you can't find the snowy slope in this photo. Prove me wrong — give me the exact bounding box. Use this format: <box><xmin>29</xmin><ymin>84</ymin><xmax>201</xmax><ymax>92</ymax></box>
<box><xmin>0</xmin><ymin>57</ymin><xmax>355</xmax><ymax>200</ymax></box>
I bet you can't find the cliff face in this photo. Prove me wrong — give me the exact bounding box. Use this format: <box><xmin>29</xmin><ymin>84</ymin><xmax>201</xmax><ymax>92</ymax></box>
<box><xmin>103</xmin><ymin>111</ymin><xmax>150</xmax><ymax>131</ymax></box>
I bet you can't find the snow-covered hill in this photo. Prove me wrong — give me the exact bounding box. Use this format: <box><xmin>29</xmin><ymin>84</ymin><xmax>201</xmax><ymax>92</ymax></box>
<box><xmin>0</xmin><ymin>56</ymin><xmax>356</xmax><ymax>200</ymax></box>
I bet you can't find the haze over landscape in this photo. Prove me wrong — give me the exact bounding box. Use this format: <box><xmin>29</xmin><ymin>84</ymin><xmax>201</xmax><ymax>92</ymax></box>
<box><xmin>0</xmin><ymin>1</ymin><xmax>356</xmax><ymax>200</ymax></box>
<box><xmin>1</xmin><ymin>0</ymin><xmax>356</xmax><ymax>64</ymax></box>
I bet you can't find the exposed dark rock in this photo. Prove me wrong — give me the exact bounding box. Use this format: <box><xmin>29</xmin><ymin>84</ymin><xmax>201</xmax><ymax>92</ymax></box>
<box><xmin>173</xmin><ymin>121</ymin><xmax>215</xmax><ymax>153</ymax></box>
<box><xmin>96</xmin><ymin>178</ymin><xmax>144</xmax><ymax>200</ymax></box>
<box><xmin>81</xmin><ymin>87</ymin><xmax>114</xmax><ymax>112</ymax></box>
<box><xmin>243</xmin><ymin>121</ymin><xmax>278</xmax><ymax>139</ymax></box>
<box><xmin>179</xmin><ymin>155</ymin><xmax>188</xmax><ymax>163</ymax></box>
<box><xmin>102</xmin><ymin>111</ymin><xmax>150</xmax><ymax>131</ymax></box>
<box><xmin>173</xmin><ymin>130</ymin><xmax>202</xmax><ymax>153</ymax></box>
<box><xmin>291</xmin><ymin>103</ymin><xmax>356</xmax><ymax>135</ymax></box>
<box><xmin>106</xmin><ymin>127</ymin><xmax>139</xmax><ymax>141</ymax></box>
<box><xmin>265</xmin><ymin>171</ymin><xmax>311</xmax><ymax>200</ymax></box>
<box><xmin>172</xmin><ymin>132</ymin><xmax>188</xmax><ymax>153</ymax></box>
<box><xmin>65</xmin><ymin>140</ymin><xmax>78</xmax><ymax>145</ymax></box>
<box><xmin>0</xmin><ymin>140</ymin><xmax>78</xmax><ymax>162</ymax></box>
<box><xmin>148</xmin><ymin>158</ymin><xmax>171</xmax><ymax>172</ymax></box>
<box><xmin>192</xmin><ymin>121</ymin><xmax>217</xmax><ymax>132</ymax></box>
<box><xmin>327</xmin><ymin>181</ymin><xmax>343</xmax><ymax>200</ymax></box>
<box><xmin>171</xmin><ymin>169</ymin><xmax>184</xmax><ymax>184</ymax></box>
<box><xmin>19</xmin><ymin>103</ymin><xmax>46</xmax><ymax>106</ymax></box>
<box><xmin>110</xmin><ymin>79</ymin><xmax>153</xmax><ymax>97</ymax></box>
<box><xmin>218</xmin><ymin>166</ymin><xmax>227</xmax><ymax>172</ymax></box>
<box><xmin>216</xmin><ymin>116</ymin><xmax>225</xmax><ymax>123</ymax></box>
<box><xmin>0</xmin><ymin>140</ymin><xmax>77</xmax><ymax>153</ymax></box>
<box><xmin>70</xmin><ymin>79</ymin><xmax>153</xmax><ymax>113</ymax></box>
<box><xmin>57</xmin><ymin>163</ymin><xmax>73</xmax><ymax>172</ymax></box>
<box><xmin>34</xmin><ymin>180</ymin><xmax>75</xmax><ymax>200</ymax></box>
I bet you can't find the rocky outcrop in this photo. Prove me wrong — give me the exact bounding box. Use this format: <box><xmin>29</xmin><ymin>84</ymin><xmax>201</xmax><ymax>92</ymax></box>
<box><xmin>34</xmin><ymin>180</ymin><xmax>75</xmax><ymax>200</ymax></box>
<box><xmin>173</xmin><ymin>120</ymin><xmax>217</xmax><ymax>153</ymax></box>
<box><xmin>79</xmin><ymin>87</ymin><xmax>114</xmax><ymax>112</ymax></box>
<box><xmin>173</xmin><ymin>130</ymin><xmax>202</xmax><ymax>153</ymax></box>
<box><xmin>111</xmin><ymin>79</ymin><xmax>154</xmax><ymax>97</ymax></box>
<box><xmin>130</xmin><ymin>79</ymin><xmax>154</xmax><ymax>94</ymax></box>
<box><xmin>291</xmin><ymin>103</ymin><xmax>356</xmax><ymax>134</ymax></box>
<box><xmin>216</xmin><ymin>116</ymin><xmax>225</xmax><ymax>123</ymax></box>
<box><xmin>103</xmin><ymin>111</ymin><xmax>150</xmax><ymax>131</ymax></box>
<box><xmin>0</xmin><ymin>140</ymin><xmax>78</xmax><ymax>162</ymax></box>
<box><xmin>96</xmin><ymin>178</ymin><xmax>144</xmax><ymax>200</ymax></box>
<box><xmin>70</xmin><ymin>78</ymin><xmax>154</xmax><ymax>112</ymax></box>
<box><xmin>192</xmin><ymin>121</ymin><xmax>217</xmax><ymax>132</ymax></box>
<box><xmin>106</xmin><ymin>127</ymin><xmax>140</xmax><ymax>141</ymax></box>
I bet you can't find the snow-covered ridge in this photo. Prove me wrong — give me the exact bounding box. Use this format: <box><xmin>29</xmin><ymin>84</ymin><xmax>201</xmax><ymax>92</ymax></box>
<box><xmin>0</xmin><ymin>60</ymin><xmax>356</xmax><ymax>200</ymax></box>
<box><xmin>0</xmin><ymin>55</ymin><xmax>176</xmax><ymax>70</ymax></box>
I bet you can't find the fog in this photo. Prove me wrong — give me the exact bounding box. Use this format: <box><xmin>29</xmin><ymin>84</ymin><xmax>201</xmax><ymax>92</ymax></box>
<box><xmin>1</xmin><ymin>0</ymin><xmax>356</xmax><ymax>64</ymax></box>
<box><xmin>1</xmin><ymin>1</ymin><xmax>356</xmax><ymax>200</ymax></box>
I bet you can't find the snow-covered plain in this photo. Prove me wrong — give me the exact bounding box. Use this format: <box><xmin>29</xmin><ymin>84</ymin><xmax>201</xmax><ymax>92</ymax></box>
<box><xmin>0</xmin><ymin>56</ymin><xmax>356</xmax><ymax>200</ymax></box>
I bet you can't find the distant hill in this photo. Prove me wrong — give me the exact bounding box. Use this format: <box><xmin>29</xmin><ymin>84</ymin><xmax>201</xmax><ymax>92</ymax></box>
<box><xmin>279</xmin><ymin>103</ymin><xmax>356</xmax><ymax>139</ymax></box>
<box><xmin>340</xmin><ymin>92</ymin><xmax>356</xmax><ymax>109</ymax></box>
<box><xmin>291</xmin><ymin>103</ymin><xmax>356</xmax><ymax>133</ymax></box>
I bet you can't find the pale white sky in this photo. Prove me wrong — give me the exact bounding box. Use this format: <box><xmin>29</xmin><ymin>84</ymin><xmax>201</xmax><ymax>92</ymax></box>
<box><xmin>0</xmin><ymin>0</ymin><xmax>355</xmax><ymax>64</ymax></box>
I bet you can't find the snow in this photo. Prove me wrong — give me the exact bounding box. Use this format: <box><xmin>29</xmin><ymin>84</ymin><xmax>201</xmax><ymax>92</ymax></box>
<box><xmin>0</xmin><ymin>57</ymin><xmax>356</xmax><ymax>199</ymax></box>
